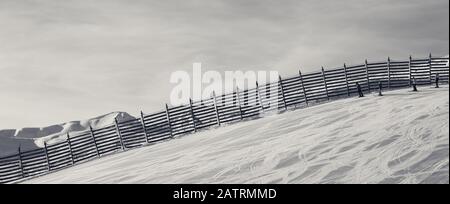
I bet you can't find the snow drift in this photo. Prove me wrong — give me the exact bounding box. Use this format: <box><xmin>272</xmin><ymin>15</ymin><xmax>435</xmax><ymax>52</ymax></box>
<box><xmin>23</xmin><ymin>86</ymin><xmax>449</xmax><ymax>184</ymax></box>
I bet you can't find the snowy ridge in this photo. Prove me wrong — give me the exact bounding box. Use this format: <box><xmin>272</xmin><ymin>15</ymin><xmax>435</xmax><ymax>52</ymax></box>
<box><xmin>1</xmin><ymin>54</ymin><xmax>448</xmax><ymax>157</ymax></box>
<box><xmin>24</xmin><ymin>86</ymin><xmax>449</xmax><ymax>184</ymax></box>
<box><xmin>0</xmin><ymin>54</ymin><xmax>448</xmax><ymax>183</ymax></box>
<box><xmin>0</xmin><ymin>112</ymin><xmax>135</xmax><ymax>156</ymax></box>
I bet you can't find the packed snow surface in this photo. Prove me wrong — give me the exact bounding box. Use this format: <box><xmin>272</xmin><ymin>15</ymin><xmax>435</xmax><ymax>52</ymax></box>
<box><xmin>24</xmin><ymin>86</ymin><xmax>449</xmax><ymax>184</ymax></box>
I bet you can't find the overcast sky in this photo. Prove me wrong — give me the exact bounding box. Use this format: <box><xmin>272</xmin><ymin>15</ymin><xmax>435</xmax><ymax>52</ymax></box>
<box><xmin>0</xmin><ymin>0</ymin><xmax>448</xmax><ymax>129</ymax></box>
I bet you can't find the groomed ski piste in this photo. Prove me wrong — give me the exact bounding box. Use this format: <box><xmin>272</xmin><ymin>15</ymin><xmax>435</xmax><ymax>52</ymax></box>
<box><xmin>21</xmin><ymin>85</ymin><xmax>449</xmax><ymax>184</ymax></box>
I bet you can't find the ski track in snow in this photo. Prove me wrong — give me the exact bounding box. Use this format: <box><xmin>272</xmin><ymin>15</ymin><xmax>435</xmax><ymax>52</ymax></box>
<box><xmin>24</xmin><ymin>86</ymin><xmax>449</xmax><ymax>184</ymax></box>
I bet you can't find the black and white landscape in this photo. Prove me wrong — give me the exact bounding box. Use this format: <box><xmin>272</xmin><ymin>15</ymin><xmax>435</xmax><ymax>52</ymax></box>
<box><xmin>23</xmin><ymin>87</ymin><xmax>450</xmax><ymax>184</ymax></box>
<box><xmin>0</xmin><ymin>0</ymin><xmax>449</xmax><ymax>184</ymax></box>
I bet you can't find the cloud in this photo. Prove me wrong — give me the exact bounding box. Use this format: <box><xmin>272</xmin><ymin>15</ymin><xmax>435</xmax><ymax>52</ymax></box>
<box><xmin>0</xmin><ymin>0</ymin><xmax>448</xmax><ymax>129</ymax></box>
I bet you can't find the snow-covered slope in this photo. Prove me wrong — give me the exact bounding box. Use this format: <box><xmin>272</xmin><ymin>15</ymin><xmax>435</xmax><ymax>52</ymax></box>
<box><xmin>24</xmin><ymin>86</ymin><xmax>449</xmax><ymax>184</ymax></box>
<box><xmin>0</xmin><ymin>112</ymin><xmax>135</xmax><ymax>156</ymax></box>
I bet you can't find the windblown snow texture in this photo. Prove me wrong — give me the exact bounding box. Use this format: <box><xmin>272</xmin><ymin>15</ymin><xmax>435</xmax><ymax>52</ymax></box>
<box><xmin>24</xmin><ymin>86</ymin><xmax>450</xmax><ymax>184</ymax></box>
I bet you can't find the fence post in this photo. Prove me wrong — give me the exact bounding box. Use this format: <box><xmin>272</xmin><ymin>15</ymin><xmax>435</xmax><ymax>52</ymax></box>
<box><xmin>409</xmin><ymin>55</ymin><xmax>413</xmax><ymax>87</ymax></box>
<box><xmin>139</xmin><ymin>112</ymin><xmax>150</xmax><ymax>143</ymax></box>
<box><xmin>321</xmin><ymin>67</ymin><xmax>330</xmax><ymax>101</ymax></box>
<box><xmin>278</xmin><ymin>75</ymin><xmax>287</xmax><ymax>110</ymax></box>
<box><xmin>429</xmin><ymin>53</ymin><xmax>433</xmax><ymax>85</ymax></box>
<box><xmin>17</xmin><ymin>147</ymin><xmax>25</xmax><ymax>178</ymax></box>
<box><xmin>165</xmin><ymin>104</ymin><xmax>174</xmax><ymax>138</ymax></box>
<box><xmin>365</xmin><ymin>60</ymin><xmax>371</xmax><ymax>92</ymax></box>
<box><xmin>299</xmin><ymin>71</ymin><xmax>309</xmax><ymax>106</ymax></box>
<box><xmin>212</xmin><ymin>91</ymin><xmax>221</xmax><ymax>126</ymax></box>
<box><xmin>255</xmin><ymin>81</ymin><xmax>264</xmax><ymax>111</ymax></box>
<box><xmin>89</xmin><ymin>126</ymin><xmax>100</xmax><ymax>157</ymax></box>
<box><xmin>343</xmin><ymin>64</ymin><xmax>350</xmax><ymax>96</ymax></box>
<box><xmin>412</xmin><ymin>77</ymin><xmax>418</xmax><ymax>92</ymax></box>
<box><xmin>387</xmin><ymin>57</ymin><xmax>391</xmax><ymax>89</ymax></box>
<box><xmin>66</xmin><ymin>133</ymin><xmax>75</xmax><ymax>165</ymax></box>
<box><xmin>114</xmin><ymin>118</ymin><xmax>125</xmax><ymax>150</ymax></box>
<box><xmin>435</xmin><ymin>73</ymin><xmax>440</xmax><ymax>88</ymax></box>
<box><xmin>235</xmin><ymin>87</ymin><xmax>244</xmax><ymax>120</ymax></box>
<box><xmin>43</xmin><ymin>142</ymin><xmax>51</xmax><ymax>171</ymax></box>
<box><xmin>188</xmin><ymin>99</ymin><xmax>198</xmax><ymax>131</ymax></box>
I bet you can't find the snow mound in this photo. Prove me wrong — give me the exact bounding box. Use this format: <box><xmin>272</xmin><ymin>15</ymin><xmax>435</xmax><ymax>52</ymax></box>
<box><xmin>24</xmin><ymin>86</ymin><xmax>449</xmax><ymax>184</ymax></box>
